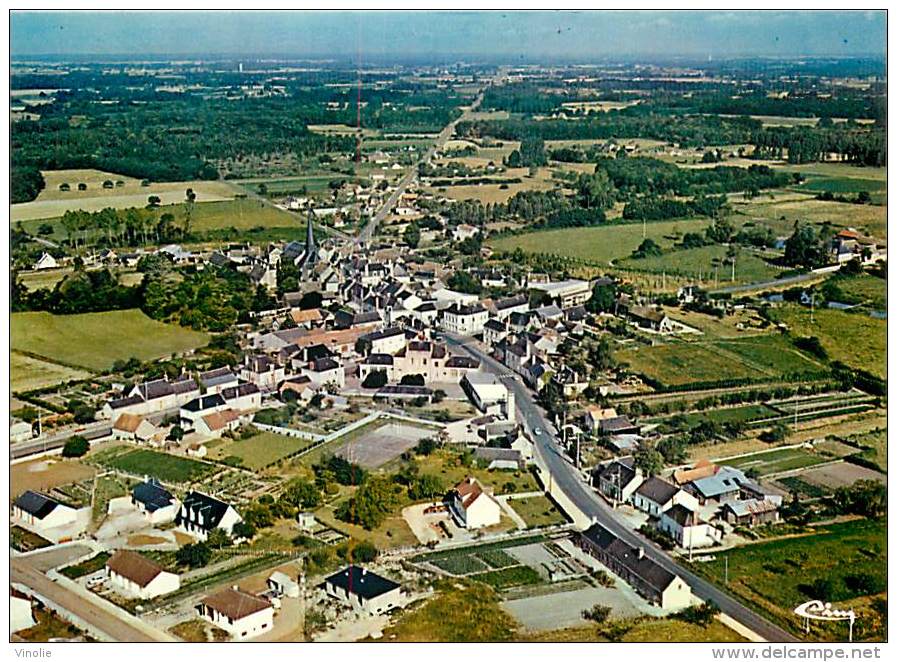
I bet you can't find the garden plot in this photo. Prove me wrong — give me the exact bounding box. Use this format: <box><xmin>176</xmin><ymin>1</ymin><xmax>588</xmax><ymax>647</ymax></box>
<box><xmin>791</xmin><ymin>462</ymin><xmax>886</xmax><ymax>492</ymax></box>
<box><xmin>332</xmin><ymin>422</ymin><xmax>434</xmax><ymax>469</ymax></box>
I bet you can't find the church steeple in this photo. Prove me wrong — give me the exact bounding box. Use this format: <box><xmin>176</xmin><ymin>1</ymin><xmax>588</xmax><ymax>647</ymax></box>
<box><xmin>304</xmin><ymin>211</ymin><xmax>318</xmax><ymax>266</ymax></box>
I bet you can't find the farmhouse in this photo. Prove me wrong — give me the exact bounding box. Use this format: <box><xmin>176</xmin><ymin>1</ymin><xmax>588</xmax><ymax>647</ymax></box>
<box><xmin>112</xmin><ymin>413</ymin><xmax>157</xmax><ymax>443</ymax></box>
<box><xmin>592</xmin><ymin>457</ymin><xmax>644</xmax><ymax>503</ymax></box>
<box><xmin>448</xmin><ymin>477</ymin><xmax>502</xmax><ymax>529</ymax></box>
<box><xmin>658</xmin><ymin>505</ymin><xmax>722</xmax><ymax>549</ymax></box>
<box><xmin>198</xmin><ymin>367</ymin><xmax>240</xmax><ymax>394</ymax></box>
<box><xmin>106</xmin><ymin>550</ymin><xmax>180</xmax><ymax>600</ymax></box>
<box><xmin>324</xmin><ymin>565</ymin><xmax>402</xmax><ymax>616</ymax></box>
<box><xmin>240</xmin><ymin>354</ymin><xmax>287</xmax><ymax>392</ymax></box>
<box><xmin>12</xmin><ymin>490</ymin><xmax>90</xmax><ymax>543</ymax></box>
<box><xmin>627</xmin><ymin>306</ymin><xmax>675</xmax><ymax>334</ymax></box>
<box><xmin>196</xmin><ymin>588</ymin><xmax>274</xmax><ymax>640</ymax></box>
<box><xmin>361</xmin><ymin>326</ymin><xmax>407</xmax><ymax>355</ymax></box>
<box><xmin>221</xmin><ymin>382</ymin><xmax>263</xmax><ymax>412</ymax></box>
<box><xmin>583</xmin><ymin>406</ymin><xmax>618</xmax><ymax>434</ymax></box>
<box><xmin>719</xmin><ymin>496</ymin><xmax>783</xmax><ymax>527</ymax></box>
<box><xmin>102</xmin><ymin>376</ymin><xmax>200</xmax><ymax>418</ymax></box>
<box><xmin>179</xmin><ymin>393</ymin><xmax>228</xmax><ymax>431</ymax></box>
<box><xmin>685</xmin><ymin>466</ymin><xmax>764</xmax><ymax>505</ymax></box>
<box><xmin>577</xmin><ymin>523</ymin><xmax>692</xmax><ymax>610</ymax></box>
<box><xmin>195</xmin><ymin>408</ymin><xmax>243</xmax><ymax>438</ymax></box>
<box><xmin>632</xmin><ymin>477</ymin><xmax>699</xmax><ymax>517</ymax></box>
<box><xmin>176</xmin><ymin>491</ymin><xmax>242</xmax><ymax>540</ymax></box>
<box><xmin>33</xmin><ymin>252</ymin><xmax>59</xmax><ymax>270</ymax></box>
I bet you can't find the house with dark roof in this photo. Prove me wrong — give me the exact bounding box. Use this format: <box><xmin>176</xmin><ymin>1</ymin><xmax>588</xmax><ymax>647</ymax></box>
<box><xmin>658</xmin><ymin>504</ymin><xmax>723</xmax><ymax>549</ymax></box>
<box><xmin>179</xmin><ymin>393</ymin><xmax>228</xmax><ymax>431</ymax></box>
<box><xmin>197</xmin><ymin>588</ymin><xmax>274</xmax><ymax>640</ymax></box>
<box><xmin>302</xmin><ymin>356</ymin><xmax>345</xmax><ymax>389</ymax></box>
<box><xmin>221</xmin><ymin>382</ymin><xmax>262</xmax><ymax>412</ymax></box>
<box><xmin>324</xmin><ymin>565</ymin><xmax>402</xmax><ymax>615</ymax></box>
<box><xmin>240</xmin><ymin>354</ymin><xmax>287</xmax><ymax>391</ymax></box>
<box><xmin>627</xmin><ymin>306</ymin><xmax>675</xmax><ymax>334</ymax></box>
<box><xmin>592</xmin><ymin>457</ymin><xmax>644</xmax><ymax>503</ymax></box>
<box><xmin>12</xmin><ymin>490</ymin><xmax>90</xmax><ymax>542</ymax></box>
<box><xmin>130</xmin><ymin>478</ymin><xmax>178</xmax><ymax>524</ymax></box>
<box><xmin>360</xmin><ymin>326</ymin><xmax>407</xmax><ymax>355</ymax></box>
<box><xmin>176</xmin><ymin>491</ymin><xmax>242</xmax><ymax>540</ymax></box>
<box><xmin>441</xmin><ymin>303</ymin><xmax>488</xmax><ymax>336</ymax></box>
<box><xmin>490</xmin><ymin>294</ymin><xmax>529</xmax><ymax>320</ymax></box>
<box><xmin>100</xmin><ymin>375</ymin><xmax>200</xmax><ymax>419</ymax></box>
<box><xmin>198</xmin><ymin>367</ymin><xmax>239</xmax><ymax>394</ymax></box>
<box><xmin>577</xmin><ymin>523</ymin><xmax>692</xmax><ymax>610</ymax></box>
<box><xmin>632</xmin><ymin>477</ymin><xmax>699</xmax><ymax>517</ymax></box>
<box><xmin>106</xmin><ymin>550</ymin><xmax>180</xmax><ymax>599</ymax></box>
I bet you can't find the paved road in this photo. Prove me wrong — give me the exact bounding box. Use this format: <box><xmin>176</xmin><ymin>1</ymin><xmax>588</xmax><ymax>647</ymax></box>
<box><xmin>710</xmin><ymin>268</ymin><xmax>832</xmax><ymax>295</ymax></box>
<box><xmin>357</xmin><ymin>88</ymin><xmax>487</xmax><ymax>246</ymax></box>
<box><xmin>11</xmin><ymin>557</ymin><xmax>171</xmax><ymax>642</ymax></box>
<box><xmin>444</xmin><ymin>334</ymin><xmax>800</xmax><ymax>643</ymax></box>
<box><xmin>11</xmin><ymin>422</ymin><xmax>112</xmax><ymax>460</ymax></box>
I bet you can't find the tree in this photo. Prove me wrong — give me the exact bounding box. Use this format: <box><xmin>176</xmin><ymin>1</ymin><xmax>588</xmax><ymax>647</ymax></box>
<box><xmin>62</xmin><ymin>436</ymin><xmax>89</xmax><ymax>458</ymax></box>
<box><xmin>832</xmin><ymin>480</ymin><xmax>886</xmax><ymax>518</ymax></box>
<box><xmin>167</xmin><ymin>425</ymin><xmax>184</xmax><ymax>441</ymax></box>
<box><xmin>634</xmin><ymin>442</ymin><xmax>664</xmax><ymax>477</ymax></box>
<box><xmin>362</xmin><ymin>370</ymin><xmax>388</xmax><ymax>389</ymax></box>
<box><xmin>176</xmin><ymin>542</ymin><xmax>212</xmax><ymax>568</ymax></box>
<box><xmin>344</xmin><ymin>540</ymin><xmax>379</xmax><ymax>563</ymax></box>
<box><xmin>282</xmin><ymin>479</ymin><xmax>322</xmax><ymax>510</ymax></box>
<box><xmin>400</xmin><ymin>374</ymin><xmax>425</xmax><ymax>386</ymax></box>
<box><xmin>446</xmin><ymin>270</ymin><xmax>483</xmax><ymax>294</ymax></box>
<box><xmin>577</xmin><ymin>169</ymin><xmax>616</xmax><ymax>210</ymax></box>
<box><xmin>403</xmin><ymin>221</ymin><xmax>421</xmax><ymax>249</ymax></box>
<box><xmin>632</xmin><ymin>238</ymin><xmax>663</xmax><ymax>259</ymax></box>
<box><xmin>677</xmin><ymin>601</ymin><xmax>720</xmax><ymax>626</ymax></box>
<box><xmin>232</xmin><ymin>521</ymin><xmax>256</xmax><ymax>540</ymax></box>
<box><xmin>784</xmin><ymin>223</ymin><xmax>826</xmax><ymax>269</ymax></box>
<box><xmin>408</xmin><ymin>474</ymin><xmax>445</xmax><ymax>500</ymax></box>
<box><xmin>147</xmin><ymin>195</ymin><xmax>161</xmax><ymax>207</ymax></box>
<box><xmin>586</xmin><ymin>281</ymin><xmax>616</xmax><ymax>314</ymax></box>
<box><xmin>206</xmin><ymin>528</ymin><xmax>231</xmax><ymax>549</ymax></box>
<box><xmin>414</xmin><ymin>437</ymin><xmax>439</xmax><ymax>456</ymax></box>
<box><xmin>336</xmin><ymin>475</ymin><xmax>402</xmax><ymax>529</ymax></box>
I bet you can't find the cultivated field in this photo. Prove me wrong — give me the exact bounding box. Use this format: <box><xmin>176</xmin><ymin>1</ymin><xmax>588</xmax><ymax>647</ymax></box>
<box><xmin>768</xmin><ymin>305</ymin><xmax>886</xmax><ymax>379</ymax></box>
<box><xmin>507</xmin><ymin>495</ymin><xmax>568</xmax><ymax>528</ymax></box>
<box><xmin>426</xmin><ymin>167</ymin><xmax>557</xmax><ymax>204</ymax></box>
<box><xmin>10</xmin><ymin>459</ymin><xmax>97</xmax><ymax>498</ymax></box>
<box><xmin>732</xmin><ymin>197</ymin><xmax>887</xmax><ymax>238</ymax></box>
<box><xmin>617</xmin><ymin>244</ymin><xmax>781</xmax><ymax>285</ymax></box>
<box><xmin>725</xmin><ymin>447</ymin><xmax>829</xmax><ymax>476</ymax></box>
<box><xmin>11</xmin><ymin>309</ymin><xmax>210</xmax><ymax>372</ymax></box>
<box><xmin>618</xmin><ymin>333</ymin><xmax>822</xmax><ymax>388</ymax></box>
<box><xmin>12</xmin><ymin>169</ymin><xmax>235</xmax><ymax>222</ymax></box>
<box><xmin>490</xmin><ymin>219</ymin><xmax>711</xmax><ymax>266</ymax></box>
<box><xmin>689</xmin><ymin>518</ymin><xmax>886</xmax><ymax>641</ymax></box>
<box><xmin>207</xmin><ymin>432</ymin><xmax>318</xmax><ymax>471</ymax></box>
<box><xmin>91</xmin><ymin>447</ymin><xmax>218</xmax><ymax>483</ymax></box>
<box><xmin>165</xmin><ymin>198</ymin><xmax>300</xmax><ymax>232</ymax></box>
<box><xmin>11</xmin><ymin>351</ymin><xmax>92</xmax><ymax>392</ymax></box>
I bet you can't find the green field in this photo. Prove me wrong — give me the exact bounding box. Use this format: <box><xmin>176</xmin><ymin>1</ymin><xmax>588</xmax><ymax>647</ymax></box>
<box><xmin>508</xmin><ymin>495</ymin><xmax>568</xmax><ymax>528</ymax></box>
<box><xmin>679</xmin><ymin>404</ymin><xmax>778</xmax><ymax>428</ymax></box>
<box><xmin>92</xmin><ymin>448</ymin><xmax>217</xmax><ymax>483</ymax></box>
<box><xmin>768</xmin><ymin>305</ymin><xmax>886</xmax><ymax>379</ymax></box>
<box><xmin>618</xmin><ymin>244</ymin><xmax>781</xmax><ymax>285</ymax></box>
<box><xmin>11</xmin><ymin>351</ymin><xmax>91</xmax><ymax>392</ymax></box>
<box><xmin>732</xmin><ymin>197</ymin><xmax>886</xmax><ymax>239</ymax></box>
<box><xmin>619</xmin><ymin>333</ymin><xmax>822</xmax><ymax>388</ymax></box>
<box><xmin>11</xmin><ymin>309</ymin><xmax>209</xmax><ymax>371</ymax></box>
<box><xmin>166</xmin><ymin>198</ymin><xmax>300</xmax><ymax>232</ymax></box>
<box><xmin>207</xmin><ymin>432</ymin><xmax>319</xmax><ymax>470</ymax></box>
<box><xmin>430</xmin><ymin>554</ymin><xmax>490</xmax><ymax>575</ymax></box>
<box><xmin>472</xmin><ymin>565</ymin><xmax>542</xmax><ymax>591</ymax></box>
<box><xmin>490</xmin><ymin>219</ymin><xmax>711</xmax><ymax>266</ymax></box>
<box><xmin>824</xmin><ymin>274</ymin><xmax>887</xmax><ymax>310</ymax></box>
<box><xmin>725</xmin><ymin>448</ymin><xmax>829</xmax><ymax>476</ymax></box>
<box><xmin>690</xmin><ymin>518</ymin><xmax>886</xmax><ymax>641</ymax></box>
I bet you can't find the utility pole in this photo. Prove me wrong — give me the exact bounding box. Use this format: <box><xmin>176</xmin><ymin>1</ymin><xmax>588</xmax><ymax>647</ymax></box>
<box><xmin>724</xmin><ymin>555</ymin><xmax>729</xmax><ymax>585</ymax></box>
<box><xmin>731</xmin><ymin>255</ymin><xmax>736</xmax><ymax>282</ymax></box>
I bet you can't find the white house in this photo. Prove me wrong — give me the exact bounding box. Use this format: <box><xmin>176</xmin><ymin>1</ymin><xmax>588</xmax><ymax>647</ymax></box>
<box><xmin>362</xmin><ymin>327</ymin><xmax>407</xmax><ymax>355</ymax></box>
<box><xmin>198</xmin><ymin>367</ymin><xmax>240</xmax><ymax>395</ymax></box>
<box><xmin>194</xmin><ymin>408</ymin><xmax>243</xmax><ymax>439</ymax></box>
<box><xmin>179</xmin><ymin>393</ymin><xmax>228</xmax><ymax>431</ymax></box>
<box><xmin>196</xmin><ymin>588</ymin><xmax>274</xmax><ymax>640</ymax></box>
<box><xmin>324</xmin><ymin>565</ymin><xmax>402</xmax><ymax>616</ymax></box>
<box><xmin>33</xmin><ymin>252</ymin><xmax>58</xmax><ymax>270</ymax></box>
<box><xmin>12</xmin><ymin>490</ymin><xmax>90</xmax><ymax>543</ymax></box>
<box><xmin>441</xmin><ymin>303</ymin><xmax>488</xmax><ymax>336</ymax></box>
<box><xmin>452</xmin><ymin>224</ymin><xmax>480</xmax><ymax>241</ymax></box>
<box><xmin>221</xmin><ymin>383</ymin><xmax>263</xmax><ymax>412</ymax></box>
<box><xmin>267</xmin><ymin>570</ymin><xmax>300</xmax><ymax>598</ymax></box>
<box><xmin>658</xmin><ymin>505</ymin><xmax>723</xmax><ymax>549</ymax></box>
<box><xmin>112</xmin><ymin>413</ymin><xmax>157</xmax><ymax>443</ymax></box>
<box><xmin>106</xmin><ymin>550</ymin><xmax>180</xmax><ymax>600</ymax></box>
<box><xmin>632</xmin><ymin>477</ymin><xmax>699</xmax><ymax>517</ymax></box>
<box><xmin>111</xmin><ymin>477</ymin><xmax>179</xmax><ymax>525</ymax></box>
<box><xmin>529</xmin><ymin>279</ymin><xmax>591</xmax><ymax>308</ymax></box>
<box><xmin>301</xmin><ymin>357</ymin><xmax>346</xmax><ymax>389</ymax></box>
<box><xmin>448</xmin><ymin>477</ymin><xmax>502</xmax><ymax>530</ymax></box>
<box><xmin>176</xmin><ymin>491</ymin><xmax>242</xmax><ymax>540</ymax></box>
<box><xmin>10</xmin><ymin>420</ymin><xmax>33</xmax><ymax>443</ymax></box>
<box><xmin>10</xmin><ymin>593</ymin><xmax>35</xmax><ymax>634</ymax></box>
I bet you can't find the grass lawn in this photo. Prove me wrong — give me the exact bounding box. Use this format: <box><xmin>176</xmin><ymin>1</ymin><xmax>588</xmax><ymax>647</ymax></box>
<box><xmin>732</xmin><ymin>197</ymin><xmax>886</xmax><ymax>238</ymax></box>
<box><xmin>824</xmin><ymin>274</ymin><xmax>887</xmax><ymax>310</ymax></box>
<box><xmin>424</xmin><ymin>449</ymin><xmax>541</xmax><ymax>496</ymax></box>
<box><xmin>618</xmin><ymin>244</ymin><xmax>781</xmax><ymax>285</ymax></box>
<box><xmin>379</xmin><ymin>580</ymin><xmax>518</xmax><ymax>641</ymax></box>
<box><xmin>11</xmin><ymin>309</ymin><xmax>209</xmax><ymax>371</ymax></box>
<box><xmin>768</xmin><ymin>305</ymin><xmax>886</xmax><ymax>379</ymax></box>
<box><xmin>490</xmin><ymin>218</ymin><xmax>711</xmax><ymax>266</ymax></box>
<box><xmin>849</xmin><ymin>428</ymin><xmax>887</xmax><ymax>471</ymax></box>
<box><xmin>689</xmin><ymin>518</ymin><xmax>886</xmax><ymax>641</ymax></box>
<box><xmin>430</xmin><ymin>554</ymin><xmax>490</xmax><ymax>575</ymax></box>
<box><xmin>508</xmin><ymin>495</ymin><xmax>568</xmax><ymax>528</ymax></box>
<box><xmin>207</xmin><ymin>432</ymin><xmax>318</xmax><ymax>470</ymax></box>
<box><xmin>313</xmin><ymin>490</ymin><xmax>419</xmax><ymax>550</ymax></box>
<box><xmin>11</xmin><ymin>351</ymin><xmax>91</xmax><ymax>392</ymax></box>
<box><xmin>18</xmin><ymin>268</ymin><xmax>72</xmax><ymax>292</ymax></box>
<box><xmin>91</xmin><ymin>448</ymin><xmax>218</xmax><ymax>483</ymax></box>
<box><xmin>426</xmin><ymin>168</ymin><xmax>556</xmax><ymax>204</ymax></box>
<box><xmin>724</xmin><ymin>448</ymin><xmax>829</xmax><ymax>476</ymax></box>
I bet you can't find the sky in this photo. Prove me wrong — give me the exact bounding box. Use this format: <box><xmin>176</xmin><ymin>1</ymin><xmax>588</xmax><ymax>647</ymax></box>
<box><xmin>10</xmin><ymin>10</ymin><xmax>887</xmax><ymax>61</ymax></box>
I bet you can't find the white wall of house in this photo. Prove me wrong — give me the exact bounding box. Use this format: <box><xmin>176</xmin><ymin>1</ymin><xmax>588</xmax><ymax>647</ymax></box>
<box><xmin>369</xmin><ymin>333</ymin><xmax>407</xmax><ymax>355</ymax></box>
<box><xmin>199</xmin><ymin>605</ymin><xmax>274</xmax><ymax>640</ymax></box>
<box><xmin>109</xmin><ymin>569</ymin><xmax>180</xmax><ymax>600</ymax></box>
<box><xmin>442</xmin><ymin>309</ymin><xmax>488</xmax><ymax>336</ymax></box>
<box><xmin>325</xmin><ymin>583</ymin><xmax>402</xmax><ymax>616</ymax></box>
<box><xmin>659</xmin><ymin>576</ymin><xmax>693</xmax><ymax>611</ymax></box>
<box><xmin>12</xmin><ymin>503</ymin><xmax>90</xmax><ymax>542</ymax></box>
